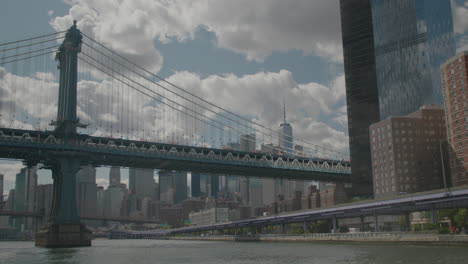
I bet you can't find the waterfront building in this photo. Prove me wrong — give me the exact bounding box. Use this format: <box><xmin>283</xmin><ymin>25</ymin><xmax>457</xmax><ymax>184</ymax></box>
<box><xmin>320</xmin><ymin>184</ymin><xmax>348</xmax><ymax>208</ymax></box>
<box><xmin>370</xmin><ymin>105</ymin><xmax>448</xmax><ymax>198</ymax></box>
<box><xmin>441</xmin><ymin>51</ymin><xmax>468</xmax><ymax>186</ymax></box>
<box><xmin>189</xmin><ymin>207</ymin><xmax>229</xmax><ymax>226</ymax></box>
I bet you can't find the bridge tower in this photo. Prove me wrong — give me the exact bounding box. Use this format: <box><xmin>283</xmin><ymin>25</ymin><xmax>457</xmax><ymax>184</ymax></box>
<box><xmin>35</xmin><ymin>21</ymin><xmax>91</xmax><ymax>247</ymax></box>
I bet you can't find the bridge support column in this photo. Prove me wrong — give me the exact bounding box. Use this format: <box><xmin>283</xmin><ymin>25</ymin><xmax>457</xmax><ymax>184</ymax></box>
<box><xmin>430</xmin><ymin>207</ymin><xmax>437</xmax><ymax>225</ymax></box>
<box><xmin>280</xmin><ymin>223</ymin><xmax>286</xmax><ymax>234</ymax></box>
<box><xmin>303</xmin><ymin>220</ymin><xmax>307</xmax><ymax>235</ymax></box>
<box><xmin>331</xmin><ymin>215</ymin><xmax>337</xmax><ymax>233</ymax></box>
<box><xmin>360</xmin><ymin>216</ymin><xmax>365</xmax><ymax>231</ymax></box>
<box><xmin>35</xmin><ymin>158</ymin><xmax>91</xmax><ymax>247</ymax></box>
<box><xmin>373</xmin><ymin>212</ymin><xmax>379</xmax><ymax>232</ymax></box>
<box><xmin>404</xmin><ymin>212</ymin><xmax>411</xmax><ymax>231</ymax></box>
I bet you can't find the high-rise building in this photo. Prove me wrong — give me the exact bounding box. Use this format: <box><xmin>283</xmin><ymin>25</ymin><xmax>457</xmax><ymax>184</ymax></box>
<box><xmin>441</xmin><ymin>51</ymin><xmax>468</xmax><ymax>187</ymax></box>
<box><xmin>240</xmin><ymin>134</ymin><xmax>256</xmax><ymax>152</ymax></box>
<box><xmin>239</xmin><ymin>177</ymin><xmax>250</xmax><ymax>205</ymax></box>
<box><xmin>35</xmin><ymin>184</ymin><xmax>53</xmax><ymax>226</ymax></box>
<box><xmin>340</xmin><ymin>0</ymin><xmax>456</xmax><ymax>195</ymax></box>
<box><xmin>278</xmin><ymin>102</ymin><xmax>293</xmax><ymax>154</ymax></box>
<box><xmin>339</xmin><ymin>0</ymin><xmax>380</xmax><ymax>194</ymax></box>
<box><xmin>262</xmin><ymin>178</ymin><xmax>276</xmax><ymax>206</ymax></box>
<box><xmin>210</xmin><ymin>174</ymin><xmax>219</xmax><ymax>198</ymax></box>
<box><xmin>158</xmin><ymin>171</ymin><xmax>187</xmax><ymax>204</ymax></box>
<box><xmin>96</xmin><ymin>186</ymin><xmax>105</xmax><ymax>217</ymax></box>
<box><xmin>13</xmin><ymin>167</ymin><xmax>37</xmax><ymax>230</ymax></box>
<box><xmin>109</xmin><ymin>166</ymin><xmax>121</xmax><ymax>187</ymax></box>
<box><xmin>249</xmin><ymin>178</ymin><xmax>263</xmax><ymax>208</ymax></box>
<box><xmin>104</xmin><ymin>185</ymin><xmax>126</xmax><ymax>217</ymax></box>
<box><xmin>129</xmin><ymin>168</ymin><xmax>155</xmax><ymax>198</ymax></box>
<box><xmin>371</xmin><ymin>0</ymin><xmax>456</xmax><ymax>119</ymax></box>
<box><xmin>370</xmin><ymin>105</ymin><xmax>448</xmax><ymax>197</ymax></box>
<box><xmin>0</xmin><ymin>174</ymin><xmax>3</xmax><ymax>204</ymax></box>
<box><xmin>191</xmin><ymin>173</ymin><xmax>201</xmax><ymax>197</ymax></box>
<box><xmin>76</xmin><ymin>166</ymin><xmax>97</xmax><ymax>217</ymax></box>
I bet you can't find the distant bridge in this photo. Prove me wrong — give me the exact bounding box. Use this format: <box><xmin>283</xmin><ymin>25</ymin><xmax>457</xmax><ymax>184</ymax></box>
<box><xmin>0</xmin><ymin>211</ymin><xmax>160</xmax><ymax>224</ymax></box>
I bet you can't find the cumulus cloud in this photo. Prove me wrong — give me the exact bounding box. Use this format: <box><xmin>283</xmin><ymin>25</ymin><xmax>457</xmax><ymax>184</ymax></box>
<box><xmin>162</xmin><ymin>70</ymin><xmax>348</xmax><ymax>152</ymax></box>
<box><xmin>453</xmin><ymin>0</ymin><xmax>468</xmax><ymax>35</ymax></box>
<box><xmin>452</xmin><ymin>0</ymin><xmax>468</xmax><ymax>52</ymax></box>
<box><xmin>0</xmin><ymin>67</ymin><xmax>58</xmax><ymax>130</ymax></box>
<box><xmin>50</xmin><ymin>0</ymin><xmax>343</xmax><ymax>65</ymax></box>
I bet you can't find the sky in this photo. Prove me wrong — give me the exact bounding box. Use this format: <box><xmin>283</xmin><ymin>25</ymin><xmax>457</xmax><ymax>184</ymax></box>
<box><xmin>0</xmin><ymin>0</ymin><xmax>467</xmax><ymax>194</ymax></box>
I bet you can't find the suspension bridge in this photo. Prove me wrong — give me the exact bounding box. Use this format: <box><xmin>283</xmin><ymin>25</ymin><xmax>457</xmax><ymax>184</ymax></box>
<box><xmin>0</xmin><ymin>22</ymin><xmax>354</xmax><ymax>247</ymax></box>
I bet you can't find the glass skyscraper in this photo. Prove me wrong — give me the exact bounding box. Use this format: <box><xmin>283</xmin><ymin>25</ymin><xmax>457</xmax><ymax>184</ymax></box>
<box><xmin>371</xmin><ymin>0</ymin><xmax>456</xmax><ymax>119</ymax></box>
<box><xmin>340</xmin><ymin>0</ymin><xmax>456</xmax><ymax>196</ymax></box>
<box><xmin>340</xmin><ymin>0</ymin><xmax>380</xmax><ymax>195</ymax></box>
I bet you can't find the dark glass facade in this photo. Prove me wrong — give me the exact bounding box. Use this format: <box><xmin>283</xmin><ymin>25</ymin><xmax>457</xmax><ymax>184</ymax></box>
<box><xmin>340</xmin><ymin>0</ymin><xmax>380</xmax><ymax>195</ymax></box>
<box><xmin>371</xmin><ymin>0</ymin><xmax>456</xmax><ymax>119</ymax></box>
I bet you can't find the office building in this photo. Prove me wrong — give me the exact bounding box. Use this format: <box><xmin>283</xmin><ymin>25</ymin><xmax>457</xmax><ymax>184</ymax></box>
<box><xmin>189</xmin><ymin>207</ymin><xmax>229</xmax><ymax>226</ymax></box>
<box><xmin>240</xmin><ymin>134</ymin><xmax>256</xmax><ymax>152</ymax></box>
<box><xmin>0</xmin><ymin>174</ymin><xmax>3</xmax><ymax>204</ymax></box>
<box><xmin>191</xmin><ymin>173</ymin><xmax>201</xmax><ymax>197</ymax></box>
<box><xmin>76</xmin><ymin>166</ymin><xmax>97</xmax><ymax>217</ymax></box>
<box><xmin>278</xmin><ymin>103</ymin><xmax>293</xmax><ymax>154</ymax></box>
<box><xmin>109</xmin><ymin>166</ymin><xmax>121</xmax><ymax>187</ymax></box>
<box><xmin>158</xmin><ymin>171</ymin><xmax>187</xmax><ymax>204</ymax></box>
<box><xmin>249</xmin><ymin>178</ymin><xmax>263</xmax><ymax>208</ymax></box>
<box><xmin>13</xmin><ymin>167</ymin><xmax>37</xmax><ymax>230</ymax></box>
<box><xmin>441</xmin><ymin>51</ymin><xmax>468</xmax><ymax>186</ymax></box>
<box><xmin>370</xmin><ymin>105</ymin><xmax>447</xmax><ymax>197</ymax></box>
<box><xmin>35</xmin><ymin>184</ymin><xmax>53</xmax><ymax>226</ymax></box>
<box><xmin>339</xmin><ymin>0</ymin><xmax>381</xmax><ymax>194</ymax></box>
<box><xmin>371</xmin><ymin>0</ymin><xmax>456</xmax><ymax>119</ymax></box>
<box><xmin>96</xmin><ymin>186</ymin><xmax>105</xmax><ymax>217</ymax></box>
<box><xmin>129</xmin><ymin>168</ymin><xmax>155</xmax><ymax>198</ymax></box>
<box><xmin>104</xmin><ymin>185</ymin><xmax>126</xmax><ymax>217</ymax></box>
<box><xmin>339</xmin><ymin>0</ymin><xmax>456</xmax><ymax>195</ymax></box>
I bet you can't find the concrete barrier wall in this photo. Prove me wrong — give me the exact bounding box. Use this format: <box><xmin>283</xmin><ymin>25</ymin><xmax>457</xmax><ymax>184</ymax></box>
<box><xmin>167</xmin><ymin>233</ymin><xmax>468</xmax><ymax>245</ymax></box>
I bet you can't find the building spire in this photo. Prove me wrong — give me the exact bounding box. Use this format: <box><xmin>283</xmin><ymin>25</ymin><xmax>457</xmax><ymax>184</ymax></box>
<box><xmin>283</xmin><ymin>98</ymin><xmax>286</xmax><ymax>123</ymax></box>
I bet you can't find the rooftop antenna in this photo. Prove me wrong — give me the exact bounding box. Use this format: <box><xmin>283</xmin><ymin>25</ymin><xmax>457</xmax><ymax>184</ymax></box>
<box><xmin>283</xmin><ymin>98</ymin><xmax>287</xmax><ymax>123</ymax></box>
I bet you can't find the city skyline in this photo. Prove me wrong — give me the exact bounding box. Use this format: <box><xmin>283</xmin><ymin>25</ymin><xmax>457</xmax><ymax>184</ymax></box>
<box><xmin>0</xmin><ymin>0</ymin><xmax>466</xmax><ymax>193</ymax></box>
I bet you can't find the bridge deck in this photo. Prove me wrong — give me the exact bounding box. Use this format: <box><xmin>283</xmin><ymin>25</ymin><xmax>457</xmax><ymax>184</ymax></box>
<box><xmin>0</xmin><ymin>128</ymin><xmax>353</xmax><ymax>182</ymax></box>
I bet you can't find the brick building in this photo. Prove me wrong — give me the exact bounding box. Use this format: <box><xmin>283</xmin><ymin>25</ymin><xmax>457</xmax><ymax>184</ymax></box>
<box><xmin>370</xmin><ymin>105</ymin><xmax>448</xmax><ymax>198</ymax></box>
<box><xmin>441</xmin><ymin>51</ymin><xmax>468</xmax><ymax>187</ymax></box>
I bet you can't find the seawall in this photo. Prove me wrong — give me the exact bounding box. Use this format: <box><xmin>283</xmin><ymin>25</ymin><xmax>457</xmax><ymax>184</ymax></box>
<box><xmin>166</xmin><ymin>233</ymin><xmax>468</xmax><ymax>245</ymax></box>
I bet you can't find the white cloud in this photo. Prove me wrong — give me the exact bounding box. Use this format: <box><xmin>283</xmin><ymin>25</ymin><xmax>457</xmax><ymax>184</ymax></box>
<box><xmin>452</xmin><ymin>0</ymin><xmax>468</xmax><ymax>52</ymax></box>
<box><xmin>163</xmin><ymin>70</ymin><xmax>348</xmax><ymax>152</ymax></box>
<box><xmin>0</xmin><ymin>160</ymin><xmax>23</xmax><ymax>194</ymax></box>
<box><xmin>50</xmin><ymin>0</ymin><xmax>343</xmax><ymax>66</ymax></box>
<box><xmin>453</xmin><ymin>0</ymin><xmax>468</xmax><ymax>35</ymax></box>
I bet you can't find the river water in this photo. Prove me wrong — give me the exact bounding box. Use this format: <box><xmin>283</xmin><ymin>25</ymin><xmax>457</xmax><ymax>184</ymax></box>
<box><xmin>0</xmin><ymin>239</ymin><xmax>467</xmax><ymax>264</ymax></box>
